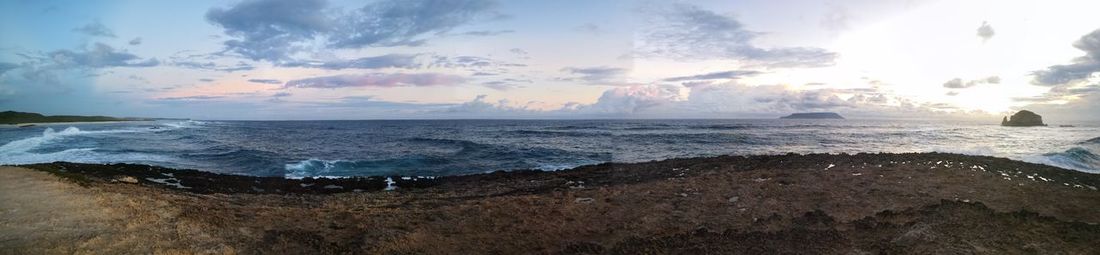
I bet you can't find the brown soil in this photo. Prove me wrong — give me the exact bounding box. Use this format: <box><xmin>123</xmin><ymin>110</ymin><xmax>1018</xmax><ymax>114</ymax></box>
<box><xmin>2</xmin><ymin>153</ymin><xmax>1099</xmax><ymax>254</ymax></box>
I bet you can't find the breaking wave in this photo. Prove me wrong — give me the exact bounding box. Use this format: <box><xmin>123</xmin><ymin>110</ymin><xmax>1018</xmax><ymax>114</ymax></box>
<box><xmin>1033</xmin><ymin>137</ymin><xmax>1100</xmax><ymax>173</ymax></box>
<box><xmin>0</xmin><ymin>126</ymin><xmax>172</xmax><ymax>165</ymax></box>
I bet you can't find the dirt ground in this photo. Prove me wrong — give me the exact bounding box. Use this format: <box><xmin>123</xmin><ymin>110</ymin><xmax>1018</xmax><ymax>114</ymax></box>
<box><xmin>2</xmin><ymin>153</ymin><xmax>1099</xmax><ymax>254</ymax></box>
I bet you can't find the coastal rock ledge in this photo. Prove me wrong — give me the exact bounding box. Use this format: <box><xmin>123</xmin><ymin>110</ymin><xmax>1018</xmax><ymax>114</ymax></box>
<box><xmin>1001</xmin><ymin>110</ymin><xmax>1046</xmax><ymax>127</ymax></box>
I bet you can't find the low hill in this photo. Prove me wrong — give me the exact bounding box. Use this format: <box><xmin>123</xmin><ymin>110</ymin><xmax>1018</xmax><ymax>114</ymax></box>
<box><xmin>0</xmin><ymin>111</ymin><xmax>147</xmax><ymax>124</ymax></box>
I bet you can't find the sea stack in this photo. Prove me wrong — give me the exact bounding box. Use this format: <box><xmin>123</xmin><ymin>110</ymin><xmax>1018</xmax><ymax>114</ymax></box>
<box><xmin>1001</xmin><ymin>110</ymin><xmax>1046</xmax><ymax>127</ymax></box>
<box><xmin>780</xmin><ymin>112</ymin><xmax>845</xmax><ymax>119</ymax></box>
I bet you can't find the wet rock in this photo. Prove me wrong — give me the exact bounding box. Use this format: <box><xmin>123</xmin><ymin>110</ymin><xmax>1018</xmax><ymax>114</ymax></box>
<box><xmin>1001</xmin><ymin>110</ymin><xmax>1046</xmax><ymax>127</ymax></box>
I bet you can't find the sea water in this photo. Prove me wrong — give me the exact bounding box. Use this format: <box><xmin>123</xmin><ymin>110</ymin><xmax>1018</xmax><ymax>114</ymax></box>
<box><xmin>1</xmin><ymin>119</ymin><xmax>1098</xmax><ymax>177</ymax></box>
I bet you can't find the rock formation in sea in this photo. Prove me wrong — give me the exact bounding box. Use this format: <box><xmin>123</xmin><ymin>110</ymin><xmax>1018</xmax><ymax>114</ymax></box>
<box><xmin>780</xmin><ymin>112</ymin><xmax>845</xmax><ymax>119</ymax></box>
<box><xmin>1001</xmin><ymin>110</ymin><xmax>1046</xmax><ymax>127</ymax></box>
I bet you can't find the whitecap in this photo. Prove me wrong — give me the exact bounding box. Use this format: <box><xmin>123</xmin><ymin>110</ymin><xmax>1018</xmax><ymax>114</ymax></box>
<box><xmin>0</xmin><ymin>126</ymin><xmax>175</xmax><ymax>166</ymax></box>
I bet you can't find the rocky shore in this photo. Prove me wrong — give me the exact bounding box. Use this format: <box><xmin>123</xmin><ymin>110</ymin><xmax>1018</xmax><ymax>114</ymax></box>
<box><xmin>3</xmin><ymin>153</ymin><xmax>1100</xmax><ymax>254</ymax></box>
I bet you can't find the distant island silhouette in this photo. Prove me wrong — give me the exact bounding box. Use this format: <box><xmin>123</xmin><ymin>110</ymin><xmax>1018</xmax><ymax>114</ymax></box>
<box><xmin>1001</xmin><ymin>110</ymin><xmax>1046</xmax><ymax>127</ymax></box>
<box><xmin>780</xmin><ymin>112</ymin><xmax>845</xmax><ymax>119</ymax></box>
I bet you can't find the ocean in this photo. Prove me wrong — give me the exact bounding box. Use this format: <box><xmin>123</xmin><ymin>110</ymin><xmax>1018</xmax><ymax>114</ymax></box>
<box><xmin>1</xmin><ymin>119</ymin><xmax>1098</xmax><ymax>177</ymax></box>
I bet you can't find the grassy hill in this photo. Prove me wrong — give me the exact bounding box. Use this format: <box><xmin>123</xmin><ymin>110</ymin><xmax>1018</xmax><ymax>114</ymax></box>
<box><xmin>0</xmin><ymin>111</ymin><xmax>148</xmax><ymax>124</ymax></box>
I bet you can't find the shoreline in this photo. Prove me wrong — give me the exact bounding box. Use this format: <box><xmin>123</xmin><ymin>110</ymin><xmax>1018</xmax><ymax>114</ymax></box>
<box><xmin>16</xmin><ymin>152</ymin><xmax>1099</xmax><ymax>194</ymax></box>
<box><xmin>3</xmin><ymin>152</ymin><xmax>1100</xmax><ymax>254</ymax></box>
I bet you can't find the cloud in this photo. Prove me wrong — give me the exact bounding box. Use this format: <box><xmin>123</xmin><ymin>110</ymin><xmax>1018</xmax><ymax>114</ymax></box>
<box><xmin>205</xmin><ymin>0</ymin><xmax>330</xmax><ymax>61</ymax></box>
<box><xmin>662</xmin><ymin>70</ymin><xmax>762</xmax><ymax>82</ymax></box>
<box><xmin>569</xmin><ymin>83</ymin><xmax>968</xmax><ymax>118</ymax></box>
<box><xmin>284</xmin><ymin>73</ymin><xmax>466</xmax><ymax>89</ymax></box>
<box><xmin>282</xmin><ymin>54</ymin><xmax>421</xmax><ymax>70</ymax></box>
<box><xmin>171</xmin><ymin>60</ymin><xmax>254</xmax><ymax>72</ymax></box>
<box><xmin>272</xmin><ymin>92</ymin><xmax>292</xmax><ymax>97</ymax></box>
<box><xmin>128</xmin><ymin>37</ymin><xmax>142</xmax><ymax>45</ymax></box>
<box><xmin>457</xmin><ymin>30</ymin><xmax>514</xmax><ymax>36</ymax></box>
<box><xmin>942</xmin><ymin>78</ymin><xmax>964</xmax><ymax>88</ymax></box>
<box><xmin>943</xmin><ymin>76</ymin><xmax>999</xmax><ymax>88</ymax></box>
<box><xmin>327</xmin><ymin>0</ymin><xmax>498</xmax><ymax>48</ymax></box>
<box><xmin>441</xmin><ymin>82</ymin><xmax>920</xmax><ymax>118</ymax></box>
<box><xmin>639</xmin><ymin>3</ymin><xmax>837</xmax><ymax>68</ymax></box>
<box><xmin>279</xmin><ymin>53</ymin><xmax>520</xmax><ymax>74</ymax></box>
<box><xmin>1032</xmin><ymin>28</ymin><xmax>1100</xmax><ymax>86</ymax></box>
<box><xmin>441</xmin><ymin>95</ymin><xmax>546</xmax><ymax>116</ymax></box>
<box><xmin>481</xmin><ymin>78</ymin><xmax>531</xmax><ymax>90</ymax></box>
<box><xmin>431</xmin><ymin>55</ymin><xmax>523</xmax><ymax>69</ymax></box>
<box><xmin>157</xmin><ymin>95</ymin><xmax>225</xmax><ymax>101</ymax></box>
<box><xmin>576</xmin><ymin>85</ymin><xmax>684</xmax><ymax>114</ymax></box>
<box><xmin>509</xmin><ymin>48</ymin><xmax>528</xmax><ymax>55</ymax></box>
<box><xmin>198</xmin><ymin>78</ymin><xmax>215</xmax><ymax>82</ymax></box>
<box><xmin>0</xmin><ymin>62</ymin><xmax>18</xmax><ymax>75</ymax></box>
<box><xmin>425</xmin><ymin>81</ymin><xmax>985</xmax><ymax>119</ymax></box>
<box><xmin>977</xmin><ymin>21</ymin><xmax>995</xmax><ymax>41</ymax></box>
<box><xmin>248</xmin><ymin>79</ymin><xmax>282</xmax><ymax>84</ymax></box>
<box><xmin>46</xmin><ymin>43</ymin><xmax>160</xmax><ymax>68</ymax></box>
<box><xmin>72</xmin><ymin>20</ymin><xmax>116</xmax><ymax>37</ymax></box>
<box><xmin>205</xmin><ymin>0</ymin><xmax>501</xmax><ymax>63</ymax></box>
<box><xmin>574</xmin><ymin>23</ymin><xmax>606</xmax><ymax>34</ymax></box>
<box><xmin>1015</xmin><ymin>84</ymin><xmax>1099</xmax><ymax>103</ymax></box>
<box><xmin>1016</xmin><ymin>84</ymin><xmax>1100</xmax><ymax>121</ymax></box>
<box><xmin>560</xmin><ymin>66</ymin><xmax>628</xmax><ymax>84</ymax></box>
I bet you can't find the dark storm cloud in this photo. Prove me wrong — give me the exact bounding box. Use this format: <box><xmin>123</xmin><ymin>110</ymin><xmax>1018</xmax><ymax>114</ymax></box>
<box><xmin>72</xmin><ymin>20</ymin><xmax>116</xmax><ymax>37</ymax></box>
<box><xmin>662</xmin><ymin>70</ymin><xmax>762</xmax><ymax>82</ymax></box>
<box><xmin>1032</xmin><ymin>28</ymin><xmax>1100</xmax><ymax>86</ymax></box>
<box><xmin>639</xmin><ymin>3</ymin><xmax>837</xmax><ymax>68</ymax></box>
<box><xmin>284</xmin><ymin>73</ymin><xmax>466</xmax><ymax>89</ymax></box>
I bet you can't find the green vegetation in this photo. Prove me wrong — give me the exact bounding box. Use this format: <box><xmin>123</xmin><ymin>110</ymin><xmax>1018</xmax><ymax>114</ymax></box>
<box><xmin>0</xmin><ymin>111</ymin><xmax>147</xmax><ymax>124</ymax></box>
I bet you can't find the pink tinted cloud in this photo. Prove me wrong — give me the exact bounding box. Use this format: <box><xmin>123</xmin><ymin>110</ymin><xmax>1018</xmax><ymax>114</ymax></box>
<box><xmin>284</xmin><ymin>73</ymin><xmax>466</xmax><ymax>89</ymax></box>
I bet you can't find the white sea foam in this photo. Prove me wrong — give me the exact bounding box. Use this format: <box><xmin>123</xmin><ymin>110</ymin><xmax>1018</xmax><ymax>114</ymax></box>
<box><xmin>0</xmin><ymin>126</ymin><xmax>172</xmax><ymax>165</ymax></box>
<box><xmin>284</xmin><ymin>159</ymin><xmax>347</xmax><ymax>178</ymax></box>
<box><xmin>161</xmin><ymin>120</ymin><xmax>208</xmax><ymax>129</ymax></box>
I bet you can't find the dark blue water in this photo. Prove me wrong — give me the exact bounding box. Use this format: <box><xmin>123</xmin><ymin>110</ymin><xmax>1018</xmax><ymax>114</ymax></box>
<box><xmin>2</xmin><ymin>119</ymin><xmax>1098</xmax><ymax>177</ymax></box>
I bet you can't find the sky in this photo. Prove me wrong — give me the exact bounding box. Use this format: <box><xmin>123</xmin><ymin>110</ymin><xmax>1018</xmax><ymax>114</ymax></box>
<box><xmin>0</xmin><ymin>0</ymin><xmax>1098</xmax><ymax>121</ymax></box>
